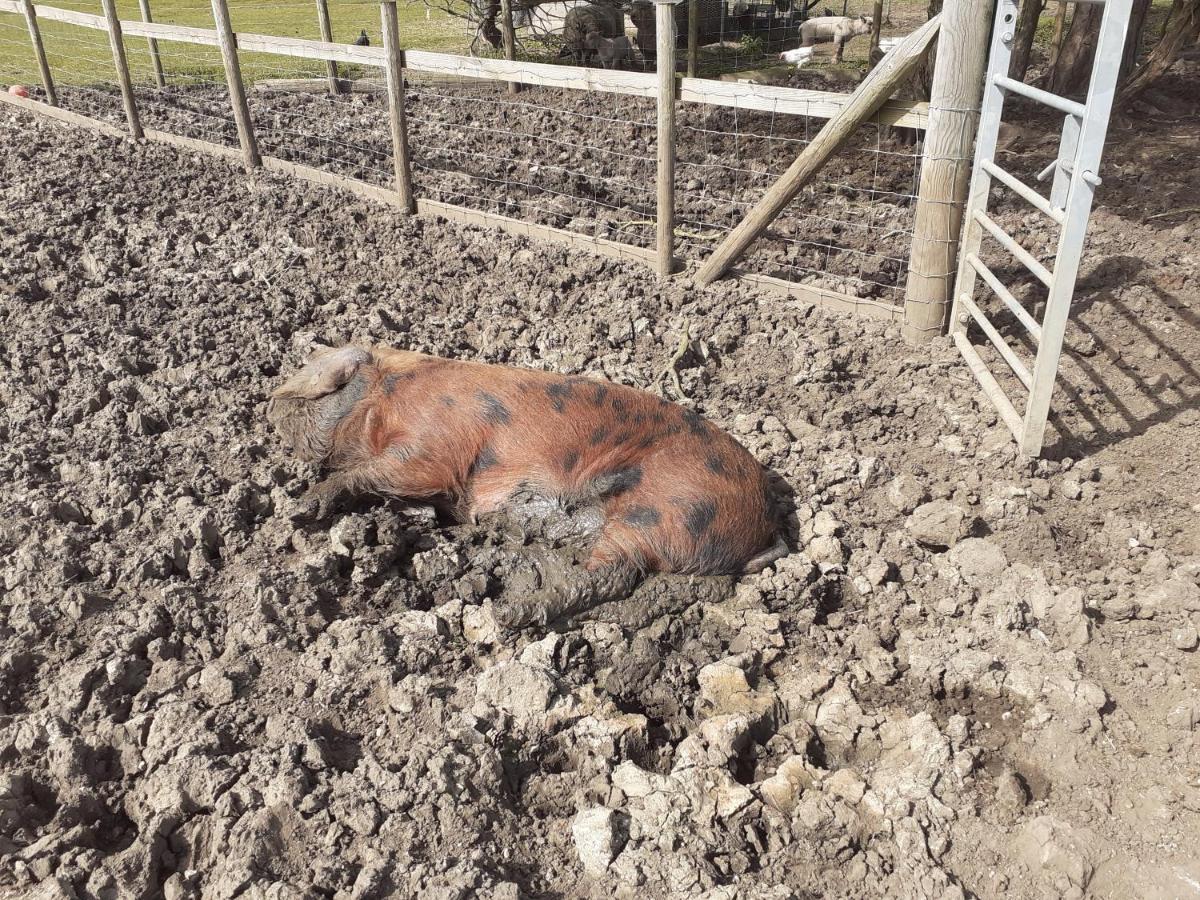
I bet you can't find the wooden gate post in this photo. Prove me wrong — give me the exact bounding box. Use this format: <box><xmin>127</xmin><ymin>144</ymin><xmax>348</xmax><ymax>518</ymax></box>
<box><xmin>21</xmin><ymin>0</ymin><xmax>57</xmax><ymax>107</ymax></box>
<box><xmin>687</xmin><ymin>0</ymin><xmax>699</xmax><ymax>77</ymax></box>
<box><xmin>315</xmin><ymin>0</ymin><xmax>341</xmax><ymax>95</ymax></box>
<box><xmin>211</xmin><ymin>0</ymin><xmax>261</xmax><ymax>169</ymax></box>
<box><xmin>381</xmin><ymin>0</ymin><xmax>415</xmax><ymax>213</ymax></box>
<box><xmin>869</xmin><ymin>0</ymin><xmax>884</xmax><ymax>68</ymax></box>
<box><xmin>138</xmin><ymin>0</ymin><xmax>167</xmax><ymax>88</ymax></box>
<box><xmin>499</xmin><ymin>0</ymin><xmax>519</xmax><ymax>94</ymax></box>
<box><xmin>901</xmin><ymin>0</ymin><xmax>992</xmax><ymax>343</ymax></box>
<box><xmin>656</xmin><ymin>0</ymin><xmax>678</xmax><ymax>277</ymax></box>
<box><xmin>100</xmin><ymin>0</ymin><xmax>143</xmax><ymax>138</ymax></box>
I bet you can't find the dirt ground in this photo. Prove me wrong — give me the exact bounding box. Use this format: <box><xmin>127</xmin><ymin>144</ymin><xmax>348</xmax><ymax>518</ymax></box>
<box><xmin>54</xmin><ymin>72</ymin><xmax>919</xmax><ymax>307</ymax></box>
<box><xmin>1</xmin><ymin>62</ymin><xmax>1199</xmax><ymax>900</ymax></box>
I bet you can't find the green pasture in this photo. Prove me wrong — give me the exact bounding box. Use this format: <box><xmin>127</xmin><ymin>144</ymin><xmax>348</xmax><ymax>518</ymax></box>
<box><xmin>0</xmin><ymin>0</ymin><xmax>464</xmax><ymax>88</ymax></box>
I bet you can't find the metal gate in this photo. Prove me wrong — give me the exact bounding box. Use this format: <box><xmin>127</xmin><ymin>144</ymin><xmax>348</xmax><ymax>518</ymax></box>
<box><xmin>949</xmin><ymin>0</ymin><xmax>1132</xmax><ymax>457</ymax></box>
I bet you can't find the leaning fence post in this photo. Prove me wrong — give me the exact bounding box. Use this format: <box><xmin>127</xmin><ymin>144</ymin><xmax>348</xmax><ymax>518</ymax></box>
<box><xmin>687</xmin><ymin>0</ymin><xmax>699</xmax><ymax>77</ymax></box>
<box><xmin>137</xmin><ymin>0</ymin><xmax>166</xmax><ymax>88</ymax></box>
<box><xmin>211</xmin><ymin>0</ymin><xmax>261</xmax><ymax>170</ymax></box>
<box><xmin>655</xmin><ymin>0</ymin><xmax>678</xmax><ymax>277</ymax></box>
<box><xmin>100</xmin><ymin>0</ymin><xmax>143</xmax><ymax>138</ymax></box>
<box><xmin>314</xmin><ymin>0</ymin><xmax>341</xmax><ymax>95</ymax></box>
<box><xmin>20</xmin><ymin>0</ymin><xmax>57</xmax><ymax>107</ymax></box>
<box><xmin>901</xmin><ymin>0</ymin><xmax>991</xmax><ymax>344</ymax></box>
<box><xmin>381</xmin><ymin>0</ymin><xmax>415</xmax><ymax>213</ymax></box>
<box><xmin>499</xmin><ymin>0</ymin><xmax>519</xmax><ymax>95</ymax></box>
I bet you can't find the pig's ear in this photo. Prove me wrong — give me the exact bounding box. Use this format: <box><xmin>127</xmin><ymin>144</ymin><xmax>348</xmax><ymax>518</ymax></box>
<box><xmin>273</xmin><ymin>346</ymin><xmax>373</xmax><ymax>400</ymax></box>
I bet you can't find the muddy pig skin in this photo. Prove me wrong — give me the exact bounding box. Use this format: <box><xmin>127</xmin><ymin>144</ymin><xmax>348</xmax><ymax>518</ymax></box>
<box><xmin>268</xmin><ymin>345</ymin><xmax>785</xmax><ymax>625</ymax></box>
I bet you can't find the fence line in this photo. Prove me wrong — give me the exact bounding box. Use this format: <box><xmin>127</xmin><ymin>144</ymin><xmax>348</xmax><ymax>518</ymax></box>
<box><xmin>0</xmin><ymin>0</ymin><xmax>955</xmax><ymax>323</ymax></box>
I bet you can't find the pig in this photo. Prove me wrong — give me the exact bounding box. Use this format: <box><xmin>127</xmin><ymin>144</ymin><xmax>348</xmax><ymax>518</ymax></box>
<box><xmin>799</xmin><ymin>14</ymin><xmax>873</xmax><ymax>63</ymax></box>
<box><xmin>583</xmin><ymin>32</ymin><xmax>633</xmax><ymax>69</ymax></box>
<box><xmin>268</xmin><ymin>345</ymin><xmax>786</xmax><ymax>629</ymax></box>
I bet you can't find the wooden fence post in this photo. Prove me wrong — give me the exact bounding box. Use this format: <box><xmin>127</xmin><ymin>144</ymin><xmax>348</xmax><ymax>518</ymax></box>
<box><xmin>901</xmin><ymin>0</ymin><xmax>992</xmax><ymax>344</ymax></box>
<box><xmin>499</xmin><ymin>0</ymin><xmax>519</xmax><ymax>94</ymax></box>
<box><xmin>869</xmin><ymin>0</ymin><xmax>884</xmax><ymax>68</ymax></box>
<box><xmin>315</xmin><ymin>0</ymin><xmax>340</xmax><ymax>95</ymax></box>
<box><xmin>100</xmin><ymin>0</ymin><xmax>143</xmax><ymax>138</ymax></box>
<box><xmin>655</xmin><ymin>0</ymin><xmax>678</xmax><ymax>277</ymax></box>
<box><xmin>381</xmin><ymin>0</ymin><xmax>415</xmax><ymax>213</ymax></box>
<box><xmin>687</xmin><ymin>0</ymin><xmax>699</xmax><ymax>77</ymax></box>
<box><xmin>138</xmin><ymin>0</ymin><xmax>166</xmax><ymax>88</ymax></box>
<box><xmin>21</xmin><ymin>0</ymin><xmax>57</xmax><ymax>107</ymax></box>
<box><xmin>211</xmin><ymin>0</ymin><xmax>261</xmax><ymax>169</ymax></box>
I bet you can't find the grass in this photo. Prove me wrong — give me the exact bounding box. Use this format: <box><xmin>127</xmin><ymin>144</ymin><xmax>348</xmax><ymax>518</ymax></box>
<box><xmin>0</xmin><ymin>0</ymin><xmax>466</xmax><ymax>88</ymax></box>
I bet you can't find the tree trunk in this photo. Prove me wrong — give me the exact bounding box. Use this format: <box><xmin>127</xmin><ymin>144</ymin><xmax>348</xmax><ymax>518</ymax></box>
<box><xmin>1119</xmin><ymin>0</ymin><xmax>1200</xmax><ymax>102</ymax></box>
<box><xmin>1008</xmin><ymin>0</ymin><xmax>1046</xmax><ymax>80</ymax></box>
<box><xmin>1046</xmin><ymin>2</ymin><xmax>1100</xmax><ymax>93</ymax></box>
<box><xmin>1121</xmin><ymin>0</ymin><xmax>1153</xmax><ymax>80</ymax></box>
<box><xmin>1047</xmin><ymin>1</ymin><xmax>1068</xmax><ymax>68</ymax></box>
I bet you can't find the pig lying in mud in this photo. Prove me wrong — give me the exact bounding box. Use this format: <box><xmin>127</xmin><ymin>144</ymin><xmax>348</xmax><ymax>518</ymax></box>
<box><xmin>800</xmin><ymin>14</ymin><xmax>872</xmax><ymax>63</ymax></box>
<box><xmin>268</xmin><ymin>345</ymin><xmax>785</xmax><ymax>628</ymax></box>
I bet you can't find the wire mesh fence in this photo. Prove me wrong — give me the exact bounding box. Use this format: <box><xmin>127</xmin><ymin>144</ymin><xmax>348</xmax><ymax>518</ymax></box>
<box><xmin>0</xmin><ymin>0</ymin><xmax>952</xmax><ymax>311</ymax></box>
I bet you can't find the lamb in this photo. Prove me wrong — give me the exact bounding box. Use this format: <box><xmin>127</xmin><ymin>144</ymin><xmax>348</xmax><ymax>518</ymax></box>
<box><xmin>799</xmin><ymin>14</ymin><xmax>873</xmax><ymax>63</ymax></box>
<box><xmin>779</xmin><ymin>46</ymin><xmax>816</xmax><ymax>68</ymax></box>
<box><xmin>268</xmin><ymin>345</ymin><xmax>785</xmax><ymax>629</ymax></box>
<box><xmin>584</xmin><ymin>32</ymin><xmax>633</xmax><ymax>69</ymax></box>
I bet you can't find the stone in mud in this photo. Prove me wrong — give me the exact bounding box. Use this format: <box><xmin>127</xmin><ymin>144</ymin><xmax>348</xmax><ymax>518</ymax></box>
<box><xmin>1171</xmin><ymin>623</ymin><xmax>1199</xmax><ymax>651</ymax></box>
<box><xmin>1166</xmin><ymin>702</ymin><xmax>1198</xmax><ymax>731</ymax></box>
<box><xmin>1137</xmin><ymin>576</ymin><xmax>1200</xmax><ymax>620</ymax></box>
<box><xmin>474</xmin><ymin>660</ymin><xmax>557</xmax><ymax>725</ymax></box>
<box><xmin>758</xmin><ymin>755</ymin><xmax>812</xmax><ymax>814</ymax></box>
<box><xmin>1013</xmin><ymin>816</ymin><xmax>1098</xmax><ymax>895</ymax></box>
<box><xmin>824</xmin><ymin>768</ymin><xmax>866</xmax><ymax>805</ymax></box>
<box><xmin>463</xmin><ymin>603</ymin><xmax>502</xmax><ymax>646</ymax></box>
<box><xmin>807</xmin><ymin>534</ymin><xmax>846</xmax><ymax>572</ymax></box>
<box><xmin>572</xmin><ymin>807</ymin><xmax>628</xmax><ymax>876</ymax></box>
<box><xmin>906</xmin><ymin>500</ymin><xmax>967</xmax><ymax>549</ymax></box>
<box><xmin>994</xmin><ymin>771</ymin><xmax>1030</xmax><ymax>822</ymax></box>
<box><xmin>947</xmin><ymin>538</ymin><xmax>1008</xmax><ymax>584</ymax></box>
<box><xmin>696</xmin><ymin>661</ymin><xmax>778</xmax><ymax>731</ymax></box>
<box><xmin>886</xmin><ymin>474</ymin><xmax>928</xmax><ymax>513</ymax></box>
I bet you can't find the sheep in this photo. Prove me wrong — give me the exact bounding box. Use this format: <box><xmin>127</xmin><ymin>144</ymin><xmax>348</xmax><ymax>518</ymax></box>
<box><xmin>583</xmin><ymin>32</ymin><xmax>633</xmax><ymax>68</ymax></box>
<box><xmin>799</xmin><ymin>14</ymin><xmax>873</xmax><ymax>63</ymax></box>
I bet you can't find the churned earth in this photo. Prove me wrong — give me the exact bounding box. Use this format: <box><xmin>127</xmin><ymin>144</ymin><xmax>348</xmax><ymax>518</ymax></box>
<box><xmin>0</xmin><ymin>68</ymin><xmax>1198</xmax><ymax>900</ymax></box>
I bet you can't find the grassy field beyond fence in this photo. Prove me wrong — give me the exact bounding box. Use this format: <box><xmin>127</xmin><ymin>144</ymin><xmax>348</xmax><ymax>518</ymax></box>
<box><xmin>0</xmin><ymin>0</ymin><xmax>464</xmax><ymax>88</ymax></box>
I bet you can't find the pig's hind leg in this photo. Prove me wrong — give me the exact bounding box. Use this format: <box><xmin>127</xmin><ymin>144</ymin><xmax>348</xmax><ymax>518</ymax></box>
<box><xmin>492</xmin><ymin>526</ymin><xmax>643</xmax><ymax>630</ymax></box>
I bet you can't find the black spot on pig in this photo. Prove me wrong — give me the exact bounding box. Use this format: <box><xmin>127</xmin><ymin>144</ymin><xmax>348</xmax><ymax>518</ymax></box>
<box><xmin>706</xmin><ymin>454</ymin><xmax>727</xmax><ymax>476</ymax></box>
<box><xmin>624</xmin><ymin>505</ymin><xmax>661</xmax><ymax>527</ymax></box>
<box><xmin>547</xmin><ymin>381</ymin><xmax>572</xmax><ymax>413</ymax></box>
<box><xmin>589</xmin><ymin>426</ymin><xmax>609</xmax><ymax>446</ymax></box>
<box><xmin>685</xmin><ymin>499</ymin><xmax>717</xmax><ymax>539</ymax></box>
<box><xmin>682</xmin><ymin>409</ymin><xmax>707</xmax><ymax>437</ymax></box>
<box><xmin>470</xmin><ymin>446</ymin><xmax>499</xmax><ymax>475</ymax></box>
<box><xmin>477</xmin><ymin>391</ymin><xmax>511</xmax><ymax>426</ymax></box>
<box><xmin>596</xmin><ymin>466</ymin><xmax>642</xmax><ymax>496</ymax></box>
<box><xmin>562</xmin><ymin>450</ymin><xmax>580</xmax><ymax>473</ymax></box>
<box><xmin>591</xmin><ymin>384</ymin><xmax>609</xmax><ymax>406</ymax></box>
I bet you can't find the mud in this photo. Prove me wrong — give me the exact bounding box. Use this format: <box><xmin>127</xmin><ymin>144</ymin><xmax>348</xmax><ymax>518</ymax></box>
<box><xmin>1</xmin><ymin>61</ymin><xmax>1199</xmax><ymax>900</ymax></box>
<box><xmin>58</xmin><ymin>75</ymin><xmax>918</xmax><ymax>305</ymax></box>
